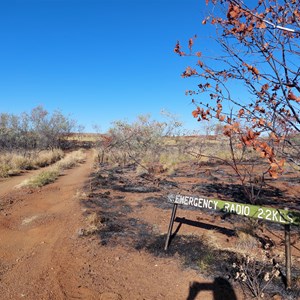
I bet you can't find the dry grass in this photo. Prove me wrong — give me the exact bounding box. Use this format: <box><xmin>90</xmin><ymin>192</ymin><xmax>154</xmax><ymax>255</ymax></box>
<box><xmin>32</xmin><ymin>149</ymin><xmax>64</xmax><ymax>168</ymax></box>
<box><xmin>77</xmin><ymin>212</ymin><xmax>103</xmax><ymax>237</ymax></box>
<box><xmin>158</xmin><ymin>151</ymin><xmax>195</xmax><ymax>175</ymax></box>
<box><xmin>84</xmin><ymin>212</ymin><xmax>103</xmax><ymax>235</ymax></box>
<box><xmin>201</xmin><ymin>230</ymin><xmax>220</xmax><ymax>249</ymax></box>
<box><xmin>18</xmin><ymin>149</ymin><xmax>86</xmax><ymax>188</ymax></box>
<box><xmin>197</xmin><ymin>231</ymin><xmax>220</xmax><ymax>272</ymax></box>
<box><xmin>235</xmin><ymin>230</ymin><xmax>259</xmax><ymax>253</ymax></box>
<box><xmin>0</xmin><ymin>153</ymin><xmax>30</xmax><ymax>177</ymax></box>
<box><xmin>19</xmin><ymin>167</ymin><xmax>61</xmax><ymax>188</ymax></box>
<box><xmin>66</xmin><ymin>133</ymin><xmax>100</xmax><ymax>142</ymax></box>
<box><xmin>0</xmin><ymin>149</ymin><xmax>64</xmax><ymax>178</ymax></box>
<box><xmin>134</xmin><ymin>150</ymin><xmax>196</xmax><ymax>176</ymax></box>
<box><xmin>56</xmin><ymin>149</ymin><xmax>86</xmax><ymax>170</ymax></box>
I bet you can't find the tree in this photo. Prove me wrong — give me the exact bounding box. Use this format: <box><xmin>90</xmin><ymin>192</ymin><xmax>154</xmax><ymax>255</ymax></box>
<box><xmin>175</xmin><ymin>0</ymin><xmax>300</xmax><ymax>180</ymax></box>
<box><xmin>107</xmin><ymin>114</ymin><xmax>167</xmax><ymax>166</ymax></box>
<box><xmin>0</xmin><ymin>106</ymin><xmax>76</xmax><ymax>152</ymax></box>
<box><xmin>98</xmin><ymin>113</ymin><xmax>183</xmax><ymax>173</ymax></box>
<box><xmin>30</xmin><ymin>106</ymin><xmax>76</xmax><ymax>150</ymax></box>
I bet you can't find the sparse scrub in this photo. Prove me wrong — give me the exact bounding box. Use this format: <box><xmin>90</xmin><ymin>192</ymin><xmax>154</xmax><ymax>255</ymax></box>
<box><xmin>33</xmin><ymin>149</ymin><xmax>64</xmax><ymax>168</ymax></box>
<box><xmin>232</xmin><ymin>254</ymin><xmax>281</xmax><ymax>299</ymax></box>
<box><xmin>0</xmin><ymin>106</ymin><xmax>76</xmax><ymax>152</ymax></box>
<box><xmin>0</xmin><ymin>149</ymin><xmax>64</xmax><ymax>178</ymax></box>
<box><xmin>197</xmin><ymin>231</ymin><xmax>220</xmax><ymax>272</ymax></box>
<box><xmin>18</xmin><ymin>149</ymin><xmax>86</xmax><ymax>188</ymax></box>
<box><xmin>20</xmin><ymin>167</ymin><xmax>60</xmax><ymax>188</ymax></box>
<box><xmin>56</xmin><ymin>149</ymin><xmax>86</xmax><ymax>170</ymax></box>
<box><xmin>96</xmin><ymin>113</ymin><xmax>183</xmax><ymax>170</ymax></box>
<box><xmin>134</xmin><ymin>149</ymin><xmax>195</xmax><ymax>176</ymax></box>
<box><xmin>235</xmin><ymin>231</ymin><xmax>259</xmax><ymax>253</ymax></box>
<box><xmin>158</xmin><ymin>151</ymin><xmax>195</xmax><ymax>175</ymax></box>
<box><xmin>81</xmin><ymin>212</ymin><xmax>103</xmax><ymax>236</ymax></box>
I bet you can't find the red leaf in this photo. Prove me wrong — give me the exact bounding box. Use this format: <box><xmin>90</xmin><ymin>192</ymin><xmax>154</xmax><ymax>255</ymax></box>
<box><xmin>238</xmin><ymin>108</ymin><xmax>244</xmax><ymax>118</ymax></box>
<box><xmin>288</xmin><ymin>91</ymin><xmax>300</xmax><ymax>102</ymax></box>
<box><xmin>257</xmin><ymin>21</ymin><xmax>266</xmax><ymax>29</ymax></box>
<box><xmin>188</xmin><ymin>38</ymin><xmax>194</xmax><ymax>51</ymax></box>
<box><xmin>192</xmin><ymin>109</ymin><xmax>199</xmax><ymax>118</ymax></box>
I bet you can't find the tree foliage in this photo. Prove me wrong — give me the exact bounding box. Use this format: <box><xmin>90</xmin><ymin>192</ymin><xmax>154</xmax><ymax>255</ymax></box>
<box><xmin>96</xmin><ymin>113</ymin><xmax>183</xmax><ymax>171</ymax></box>
<box><xmin>0</xmin><ymin>106</ymin><xmax>76</xmax><ymax>152</ymax></box>
<box><xmin>175</xmin><ymin>0</ymin><xmax>300</xmax><ymax>179</ymax></box>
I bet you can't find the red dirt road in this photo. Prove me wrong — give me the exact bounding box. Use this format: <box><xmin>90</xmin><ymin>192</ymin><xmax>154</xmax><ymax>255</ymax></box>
<box><xmin>0</xmin><ymin>151</ymin><xmax>243</xmax><ymax>300</ymax></box>
<box><xmin>0</xmin><ymin>151</ymin><xmax>96</xmax><ymax>299</ymax></box>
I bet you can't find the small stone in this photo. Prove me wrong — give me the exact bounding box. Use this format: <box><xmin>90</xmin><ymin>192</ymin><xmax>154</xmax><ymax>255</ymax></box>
<box><xmin>77</xmin><ymin>228</ymin><xmax>85</xmax><ymax>236</ymax></box>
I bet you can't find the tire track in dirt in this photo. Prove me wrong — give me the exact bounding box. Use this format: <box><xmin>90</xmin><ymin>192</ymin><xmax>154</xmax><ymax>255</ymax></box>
<box><xmin>0</xmin><ymin>169</ymin><xmax>46</xmax><ymax>199</ymax></box>
<box><xmin>0</xmin><ymin>150</ymin><xmax>97</xmax><ymax>299</ymax></box>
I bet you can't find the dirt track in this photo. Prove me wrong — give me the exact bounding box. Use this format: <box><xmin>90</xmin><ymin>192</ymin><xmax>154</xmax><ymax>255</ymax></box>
<box><xmin>0</xmin><ymin>151</ymin><xmax>96</xmax><ymax>299</ymax></box>
<box><xmin>0</xmin><ymin>151</ymin><xmax>245</xmax><ymax>300</ymax></box>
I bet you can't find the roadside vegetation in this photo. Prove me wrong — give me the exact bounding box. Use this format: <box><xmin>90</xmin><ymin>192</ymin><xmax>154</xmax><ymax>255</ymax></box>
<box><xmin>18</xmin><ymin>149</ymin><xmax>86</xmax><ymax>188</ymax></box>
<box><xmin>0</xmin><ymin>149</ymin><xmax>64</xmax><ymax>178</ymax></box>
<box><xmin>0</xmin><ymin>106</ymin><xmax>79</xmax><ymax>179</ymax></box>
<box><xmin>94</xmin><ymin>113</ymin><xmax>286</xmax><ymax>206</ymax></box>
<box><xmin>175</xmin><ymin>0</ymin><xmax>300</xmax><ymax>203</ymax></box>
<box><xmin>0</xmin><ymin>105</ymin><xmax>76</xmax><ymax>152</ymax></box>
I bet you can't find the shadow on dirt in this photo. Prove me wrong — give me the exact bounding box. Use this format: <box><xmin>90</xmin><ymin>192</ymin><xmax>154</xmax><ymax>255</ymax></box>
<box><xmin>174</xmin><ymin>217</ymin><xmax>235</xmax><ymax>237</ymax></box>
<box><xmin>137</xmin><ymin>234</ymin><xmax>234</xmax><ymax>276</ymax></box>
<box><xmin>186</xmin><ymin>277</ymin><xmax>238</xmax><ymax>300</ymax></box>
<box><xmin>81</xmin><ymin>185</ymin><xmax>234</xmax><ymax>277</ymax></box>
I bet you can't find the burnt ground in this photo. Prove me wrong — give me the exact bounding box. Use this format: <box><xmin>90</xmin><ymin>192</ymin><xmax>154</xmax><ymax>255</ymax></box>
<box><xmin>80</xmin><ymin>160</ymin><xmax>300</xmax><ymax>300</ymax></box>
<box><xmin>1</xmin><ymin>152</ymin><xmax>300</xmax><ymax>300</ymax></box>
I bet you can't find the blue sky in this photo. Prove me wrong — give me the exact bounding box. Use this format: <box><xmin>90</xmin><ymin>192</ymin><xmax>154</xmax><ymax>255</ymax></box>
<box><xmin>0</xmin><ymin>0</ymin><xmax>217</xmax><ymax>132</ymax></box>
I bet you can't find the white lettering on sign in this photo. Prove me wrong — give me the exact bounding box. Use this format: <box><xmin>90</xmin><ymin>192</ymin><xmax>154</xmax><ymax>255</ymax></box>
<box><xmin>223</xmin><ymin>202</ymin><xmax>250</xmax><ymax>216</ymax></box>
<box><xmin>257</xmin><ymin>208</ymin><xmax>294</xmax><ymax>223</ymax></box>
<box><xmin>168</xmin><ymin>193</ymin><xmax>300</xmax><ymax>225</ymax></box>
<box><xmin>174</xmin><ymin>194</ymin><xmax>218</xmax><ymax>211</ymax></box>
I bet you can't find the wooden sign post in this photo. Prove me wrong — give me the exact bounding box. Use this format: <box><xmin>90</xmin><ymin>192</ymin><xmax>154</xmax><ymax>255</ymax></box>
<box><xmin>165</xmin><ymin>193</ymin><xmax>300</xmax><ymax>289</ymax></box>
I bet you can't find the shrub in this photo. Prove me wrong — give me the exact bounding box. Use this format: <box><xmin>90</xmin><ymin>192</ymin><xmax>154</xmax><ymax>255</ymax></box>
<box><xmin>235</xmin><ymin>231</ymin><xmax>259</xmax><ymax>253</ymax></box>
<box><xmin>18</xmin><ymin>149</ymin><xmax>86</xmax><ymax>188</ymax></box>
<box><xmin>232</xmin><ymin>254</ymin><xmax>281</xmax><ymax>299</ymax></box>
<box><xmin>0</xmin><ymin>149</ymin><xmax>65</xmax><ymax>178</ymax></box>
<box><xmin>21</xmin><ymin>167</ymin><xmax>60</xmax><ymax>188</ymax></box>
<box><xmin>56</xmin><ymin>149</ymin><xmax>86</xmax><ymax>170</ymax></box>
<box><xmin>33</xmin><ymin>149</ymin><xmax>64</xmax><ymax>168</ymax></box>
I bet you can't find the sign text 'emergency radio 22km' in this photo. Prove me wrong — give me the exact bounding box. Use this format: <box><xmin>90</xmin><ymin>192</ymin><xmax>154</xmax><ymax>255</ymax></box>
<box><xmin>167</xmin><ymin>194</ymin><xmax>300</xmax><ymax>226</ymax></box>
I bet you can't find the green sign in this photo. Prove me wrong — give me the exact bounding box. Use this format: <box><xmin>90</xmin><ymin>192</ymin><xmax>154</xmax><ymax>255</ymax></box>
<box><xmin>168</xmin><ymin>194</ymin><xmax>300</xmax><ymax>226</ymax></box>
